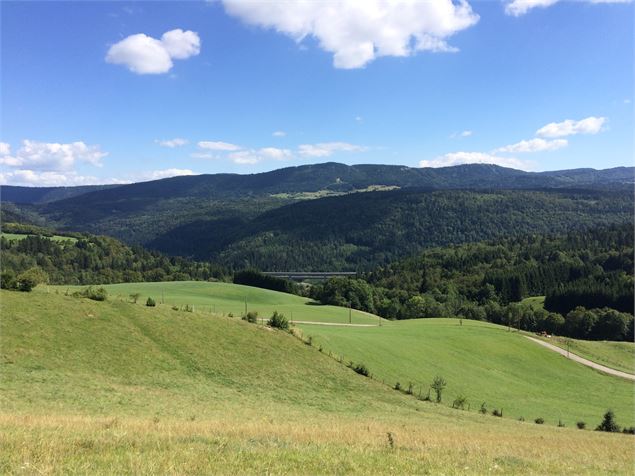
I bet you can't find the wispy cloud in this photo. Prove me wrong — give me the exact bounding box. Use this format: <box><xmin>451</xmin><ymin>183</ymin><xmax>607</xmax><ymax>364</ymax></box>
<box><xmin>155</xmin><ymin>138</ymin><xmax>188</xmax><ymax>148</ymax></box>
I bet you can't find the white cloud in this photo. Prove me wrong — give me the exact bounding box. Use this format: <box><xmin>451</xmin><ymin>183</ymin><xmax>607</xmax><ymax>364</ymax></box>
<box><xmin>495</xmin><ymin>138</ymin><xmax>568</xmax><ymax>153</ymax></box>
<box><xmin>197</xmin><ymin>141</ymin><xmax>242</xmax><ymax>151</ymax></box>
<box><xmin>156</xmin><ymin>138</ymin><xmax>188</xmax><ymax>148</ymax></box>
<box><xmin>0</xmin><ymin>142</ymin><xmax>10</xmax><ymax>156</ymax></box>
<box><xmin>137</xmin><ymin>168</ymin><xmax>195</xmax><ymax>181</ymax></box>
<box><xmin>504</xmin><ymin>0</ymin><xmax>559</xmax><ymax>16</ymax></box>
<box><xmin>0</xmin><ymin>140</ymin><xmax>107</xmax><ymax>171</ymax></box>
<box><xmin>420</xmin><ymin>151</ymin><xmax>535</xmax><ymax>171</ymax></box>
<box><xmin>106</xmin><ymin>29</ymin><xmax>200</xmax><ymax>74</ymax></box>
<box><xmin>222</xmin><ymin>0</ymin><xmax>479</xmax><ymax>69</ymax></box>
<box><xmin>450</xmin><ymin>130</ymin><xmax>473</xmax><ymax>138</ymax></box>
<box><xmin>0</xmin><ymin>169</ymin><xmax>103</xmax><ymax>187</ymax></box>
<box><xmin>190</xmin><ymin>152</ymin><xmax>220</xmax><ymax>160</ymax></box>
<box><xmin>160</xmin><ymin>29</ymin><xmax>200</xmax><ymax>59</ymax></box>
<box><xmin>229</xmin><ymin>151</ymin><xmax>261</xmax><ymax>165</ymax></box>
<box><xmin>298</xmin><ymin>142</ymin><xmax>368</xmax><ymax>157</ymax></box>
<box><xmin>259</xmin><ymin>147</ymin><xmax>293</xmax><ymax>160</ymax></box>
<box><xmin>536</xmin><ymin>116</ymin><xmax>607</xmax><ymax>138</ymax></box>
<box><xmin>355</xmin><ymin>116</ymin><xmax>363</xmax><ymax>122</ymax></box>
<box><xmin>505</xmin><ymin>0</ymin><xmax>631</xmax><ymax>16</ymax></box>
<box><xmin>228</xmin><ymin>147</ymin><xmax>293</xmax><ymax>165</ymax></box>
<box><xmin>272</xmin><ymin>130</ymin><xmax>286</xmax><ymax>137</ymax></box>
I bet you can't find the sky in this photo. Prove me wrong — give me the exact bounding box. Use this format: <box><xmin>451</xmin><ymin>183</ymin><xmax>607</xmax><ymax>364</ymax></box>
<box><xmin>0</xmin><ymin>0</ymin><xmax>633</xmax><ymax>186</ymax></box>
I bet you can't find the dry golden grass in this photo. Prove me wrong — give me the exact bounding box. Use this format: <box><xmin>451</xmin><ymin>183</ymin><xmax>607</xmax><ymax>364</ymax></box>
<box><xmin>1</xmin><ymin>412</ymin><xmax>634</xmax><ymax>475</ymax></box>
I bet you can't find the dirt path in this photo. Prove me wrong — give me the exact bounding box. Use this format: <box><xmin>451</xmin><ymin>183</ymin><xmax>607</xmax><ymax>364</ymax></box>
<box><xmin>291</xmin><ymin>320</ymin><xmax>378</xmax><ymax>328</ymax></box>
<box><xmin>525</xmin><ymin>336</ymin><xmax>635</xmax><ymax>381</ymax></box>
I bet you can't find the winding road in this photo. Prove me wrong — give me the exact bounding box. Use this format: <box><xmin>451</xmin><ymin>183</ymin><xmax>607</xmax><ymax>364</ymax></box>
<box><xmin>525</xmin><ymin>336</ymin><xmax>635</xmax><ymax>381</ymax></box>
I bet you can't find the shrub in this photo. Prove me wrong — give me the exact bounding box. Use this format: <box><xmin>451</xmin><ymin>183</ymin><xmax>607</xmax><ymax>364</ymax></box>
<box><xmin>518</xmin><ymin>416</ymin><xmax>525</xmax><ymax>422</ymax></box>
<box><xmin>72</xmin><ymin>286</ymin><xmax>107</xmax><ymax>301</ymax></box>
<box><xmin>352</xmin><ymin>363</ymin><xmax>370</xmax><ymax>377</ymax></box>
<box><xmin>596</xmin><ymin>410</ymin><xmax>620</xmax><ymax>433</ymax></box>
<box><xmin>452</xmin><ymin>395</ymin><xmax>468</xmax><ymax>410</ymax></box>
<box><xmin>558</xmin><ymin>419</ymin><xmax>565</xmax><ymax>427</ymax></box>
<box><xmin>16</xmin><ymin>267</ymin><xmax>49</xmax><ymax>292</ymax></box>
<box><xmin>242</xmin><ymin>311</ymin><xmax>259</xmax><ymax>324</ymax></box>
<box><xmin>535</xmin><ymin>418</ymin><xmax>545</xmax><ymax>425</ymax></box>
<box><xmin>130</xmin><ymin>293</ymin><xmax>141</xmax><ymax>303</ymax></box>
<box><xmin>146</xmin><ymin>297</ymin><xmax>156</xmax><ymax>307</ymax></box>
<box><xmin>267</xmin><ymin>311</ymin><xmax>289</xmax><ymax>330</ymax></box>
<box><xmin>492</xmin><ymin>409</ymin><xmax>503</xmax><ymax>417</ymax></box>
<box><xmin>622</xmin><ymin>426</ymin><xmax>635</xmax><ymax>435</ymax></box>
<box><xmin>479</xmin><ymin>402</ymin><xmax>487</xmax><ymax>414</ymax></box>
<box><xmin>576</xmin><ymin>421</ymin><xmax>586</xmax><ymax>430</ymax></box>
<box><xmin>430</xmin><ymin>376</ymin><xmax>447</xmax><ymax>403</ymax></box>
<box><xmin>394</xmin><ymin>382</ymin><xmax>401</xmax><ymax>391</ymax></box>
<box><xmin>0</xmin><ymin>271</ymin><xmax>17</xmax><ymax>290</ymax></box>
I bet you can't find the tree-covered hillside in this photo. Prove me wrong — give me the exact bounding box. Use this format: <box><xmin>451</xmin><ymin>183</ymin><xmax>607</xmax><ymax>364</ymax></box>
<box><xmin>310</xmin><ymin>225</ymin><xmax>634</xmax><ymax>341</ymax></box>
<box><xmin>152</xmin><ymin>188</ymin><xmax>633</xmax><ymax>270</ymax></box>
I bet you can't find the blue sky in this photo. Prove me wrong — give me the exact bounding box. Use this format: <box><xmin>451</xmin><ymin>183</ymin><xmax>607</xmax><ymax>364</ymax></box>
<box><xmin>1</xmin><ymin>0</ymin><xmax>633</xmax><ymax>186</ymax></box>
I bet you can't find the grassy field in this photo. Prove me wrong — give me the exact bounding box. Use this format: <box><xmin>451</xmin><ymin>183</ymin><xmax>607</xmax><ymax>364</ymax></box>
<box><xmin>530</xmin><ymin>334</ymin><xmax>634</xmax><ymax>375</ymax></box>
<box><xmin>48</xmin><ymin>281</ymin><xmax>383</xmax><ymax>325</ymax></box>
<box><xmin>1</xmin><ymin>290</ymin><xmax>634</xmax><ymax>474</ymax></box>
<box><xmin>520</xmin><ymin>296</ymin><xmax>545</xmax><ymax>309</ymax></box>
<box><xmin>1</xmin><ymin>232</ymin><xmax>77</xmax><ymax>244</ymax></box>
<box><xmin>300</xmin><ymin>318</ymin><xmax>635</xmax><ymax>427</ymax></box>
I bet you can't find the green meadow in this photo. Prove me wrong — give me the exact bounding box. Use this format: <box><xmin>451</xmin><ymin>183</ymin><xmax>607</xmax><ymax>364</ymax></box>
<box><xmin>50</xmin><ymin>281</ymin><xmax>383</xmax><ymax>325</ymax></box>
<box><xmin>300</xmin><ymin>318</ymin><xmax>635</xmax><ymax>427</ymax></box>
<box><xmin>1</xmin><ymin>289</ymin><xmax>634</xmax><ymax>474</ymax></box>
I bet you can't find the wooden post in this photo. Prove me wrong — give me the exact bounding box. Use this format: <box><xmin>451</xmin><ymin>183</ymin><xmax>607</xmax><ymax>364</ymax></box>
<box><xmin>349</xmin><ymin>304</ymin><xmax>352</xmax><ymax>324</ymax></box>
<box><xmin>244</xmin><ymin>297</ymin><xmax>247</xmax><ymax>315</ymax></box>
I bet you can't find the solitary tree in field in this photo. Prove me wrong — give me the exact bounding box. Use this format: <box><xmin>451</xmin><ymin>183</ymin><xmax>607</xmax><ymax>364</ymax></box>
<box><xmin>431</xmin><ymin>376</ymin><xmax>447</xmax><ymax>403</ymax></box>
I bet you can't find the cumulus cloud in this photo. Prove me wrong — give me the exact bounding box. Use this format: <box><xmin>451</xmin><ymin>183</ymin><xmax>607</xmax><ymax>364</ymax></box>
<box><xmin>419</xmin><ymin>151</ymin><xmax>535</xmax><ymax>170</ymax></box>
<box><xmin>198</xmin><ymin>141</ymin><xmax>242</xmax><ymax>151</ymax></box>
<box><xmin>106</xmin><ymin>29</ymin><xmax>200</xmax><ymax>74</ymax></box>
<box><xmin>222</xmin><ymin>0</ymin><xmax>479</xmax><ymax>69</ymax></box>
<box><xmin>495</xmin><ymin>138</ymin><xmax>568</xmax><ymax>153</ymax></box>
<box><xmin>0</xmin><ymin>140</ymin><xmax>107</xmax><ymax>171</ymax></box>
<box><xmin>298</xmin><ymin>142</ymin><xmax>368</xmax><ymax>157</ymax></box>
<box><xmin>156</xmin><ymin>138</ymin><xmax>188</xmax><ymax>148</ymax></box>
<box><xmin>536</xmin><ymin>116</ymin><xmax>607</xmax><ymax>138</ymax></box>
<box><xmin>505</xmin><ymin>0</ymin><xmax>631</xmax><ymax>16</ymax></box>
<box><xmin>272</xmin><ymin>130</ymin><xmax>287</xmax><ymax>137</ymax></box>
<box><xmin>0</xmin><ymin>142</ymin><xmax>10</xmax><ymax>156</ymax></box>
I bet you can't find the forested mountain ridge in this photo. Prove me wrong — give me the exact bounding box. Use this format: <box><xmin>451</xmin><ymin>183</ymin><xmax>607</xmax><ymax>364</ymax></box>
<box><xmin>3</xmin><ymin>163</ymin><xmax>633</xmax><ymax>272</ymax></box>
<box><xmin>3</xmin><ymin>162</ymin><xmax>633</xmax><ymax>205</ymax></box>
<box><xmin>147</xmin><ymin>188</ymin><xmax>633</xmax><ymax>270</ymax></box>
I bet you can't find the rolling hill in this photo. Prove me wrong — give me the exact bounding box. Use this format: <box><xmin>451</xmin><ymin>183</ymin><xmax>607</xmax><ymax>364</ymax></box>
<box><xmin>1</xmin><ymin>289</ymin><xmax>633</xmax><ymax>474</ymax></box>
<box><xmin>299</xmin><ymin>318</ymin><xmax>634</xmax><ymax>427</ymax></box>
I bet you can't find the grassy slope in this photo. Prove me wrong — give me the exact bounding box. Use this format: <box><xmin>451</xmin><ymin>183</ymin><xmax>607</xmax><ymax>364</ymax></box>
<box><xmin>301</xmin><ymin>319</ymin><xmax>635</xmax><ymax>427</ymax></box>
<box><xmin>1</xmin><ymin>290</ymin><xmax>634</xmax><ymax>474</ymax></box>
<box><xmin>532</xmin><ymin>335</ymin><xmax>634</xmax><ymax>375</ymax></box>
<box><xmin>1</xmin><ymin>232</ymin><xmax>77</xmax><ymax>243</ymax></box>
<box><xmin>49</xmin><ymin>281</ymin><xmax>383</xmax><ymax>325</ymax></box>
